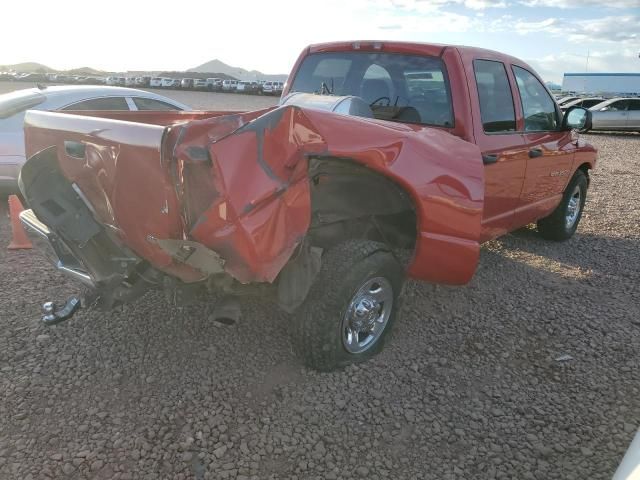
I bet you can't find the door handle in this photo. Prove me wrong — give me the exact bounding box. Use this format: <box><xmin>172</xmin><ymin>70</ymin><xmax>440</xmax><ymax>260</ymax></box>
<box><xmin>482</xmin><ymin>154</ymin><xmax>498</xmax><ymax>165</ymax></box>
<box><xmin>528</xmin><ymin>148</ymin><xmax>543</xmax><ymax>158</ymax></box>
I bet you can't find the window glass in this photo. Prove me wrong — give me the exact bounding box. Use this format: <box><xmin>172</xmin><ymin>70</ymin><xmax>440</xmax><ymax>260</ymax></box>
<box><xmin>290</xmin><ymin>52</ymin><xmax>453</xmax><ymax>127</ymax></box>
<box><xmin>63</xmin><ymin>96</ymin><xmax>130</xmax><ymax>111</ymax></box>
<box><xmin>133</xmin><ymin>97</ymin><xmax>180</xmax><ymax>111</ymax></box>
<box><xmin>473</xmin><ymin>60</ymin><xmax>516</xmax><ymax>133</ymax></box>
<box><xmin>628</xmin><ymin>100</ymin><xmax>640</xmax><ymax>111</ymax></box>
<box><xmin>512</xmin><ymin>66</ymin><xmax>558</xmax><ymax>131</ymax></box>
<box><xmin>580</xmin><ymin>99</ymin><xmax>603</xmax><ymax>109</ymax></box>
<box><xmin>606</xmin><ymin>100</ymin><xmax>631</xmax><ymax>111</ymax></box>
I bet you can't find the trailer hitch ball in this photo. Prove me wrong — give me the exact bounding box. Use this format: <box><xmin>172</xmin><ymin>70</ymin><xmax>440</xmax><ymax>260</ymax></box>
<box><xmin>41</xmin><ymin>295</ymin><xmax>82</xmax><ymax>325</ymax></box>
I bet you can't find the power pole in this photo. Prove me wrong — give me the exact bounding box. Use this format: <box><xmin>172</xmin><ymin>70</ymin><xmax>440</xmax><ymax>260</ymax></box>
<box><xmin>585</xmin><ymin>49</ymin><xmax>590</xmax><ymax>73</ymax></box>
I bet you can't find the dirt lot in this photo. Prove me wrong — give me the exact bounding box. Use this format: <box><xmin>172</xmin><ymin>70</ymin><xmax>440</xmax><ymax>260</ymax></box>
<box><xmin>0</xmin><ymin>83</ymin><xmax>639</xmax><ymax>479</ymax></box>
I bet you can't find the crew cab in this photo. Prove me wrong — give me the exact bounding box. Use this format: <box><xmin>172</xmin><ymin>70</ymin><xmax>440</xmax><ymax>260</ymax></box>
<box><xmin>17</xmin><ymin>41</ymin><xmax>596</xmax><ymax>371</ymax></box>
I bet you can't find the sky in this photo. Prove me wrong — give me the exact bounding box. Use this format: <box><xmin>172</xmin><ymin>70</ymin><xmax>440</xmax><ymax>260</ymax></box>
<box><xmin>1</xmin><ymin>0</ymin><xmax>639</xmax><ymax>83</ymax></box>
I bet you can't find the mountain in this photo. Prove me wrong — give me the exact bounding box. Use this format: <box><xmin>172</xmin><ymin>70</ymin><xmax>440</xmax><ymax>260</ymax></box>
<box><xmin>0</xmin><ymin>63</ymin><xmax>105</xmax><ymax>75</ymax></box>
<box><xmin>1</xmin><ymin>62</ymin><xmax>53</xmax><ymax>73</ymax></box>
<box><xmin>66</xmin><ymin>66</ymin><xmax>105</xmax><ymax>75</ymax></box>
<box><xmin>188</xmin><ymin>59</ymin><xmax>288</xmax><ymax>82</ymax></box>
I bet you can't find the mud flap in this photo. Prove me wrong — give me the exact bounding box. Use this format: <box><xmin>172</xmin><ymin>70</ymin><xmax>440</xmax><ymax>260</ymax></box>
<box><xmin>276</xmin><ymin>242</ymin><xmax>323</xmax><ymax>313</ymax></box>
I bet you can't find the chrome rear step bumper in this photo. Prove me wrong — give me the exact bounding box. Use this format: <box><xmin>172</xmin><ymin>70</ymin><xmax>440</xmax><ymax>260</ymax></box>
<box><xmin>19</xmin><ymin>209</ymin><xmax>95</xmax><ymax>287</ymax></box>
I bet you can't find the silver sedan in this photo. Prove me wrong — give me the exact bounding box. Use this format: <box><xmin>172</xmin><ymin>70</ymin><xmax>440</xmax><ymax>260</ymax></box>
<box><xmin>0</xmin><ymin>85</ymin><xmax>190</xmax><ymax>190</ymax></box>
<box><xmin>588</xmin><ymin>98</ymin><xmax>640</xmax><ymax>132</ymax></box>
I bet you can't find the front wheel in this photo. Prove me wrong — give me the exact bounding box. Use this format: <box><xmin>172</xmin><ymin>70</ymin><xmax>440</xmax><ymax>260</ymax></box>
<box><xmin>293</xmin><ymin>240</ymin><xmax>404</xmax><ymax>372</ymax></box>
<box><xmin>537</xmin><ymin>170</ymin><xmax>588</xmax><ymax>241</ymax></box>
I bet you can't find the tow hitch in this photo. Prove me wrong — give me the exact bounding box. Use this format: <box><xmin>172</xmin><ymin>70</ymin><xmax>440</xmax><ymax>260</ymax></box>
<box><xmin>41</xmin><ymin>295</ymin><xmax>82</xmax><ymax>325</ymax></box>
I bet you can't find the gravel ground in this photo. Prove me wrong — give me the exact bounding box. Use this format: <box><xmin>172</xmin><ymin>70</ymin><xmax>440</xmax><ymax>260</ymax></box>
<box><xmin>0</xmin><ymin>88</ymin><xmax>639</xmax><ymax>478</ymax></box>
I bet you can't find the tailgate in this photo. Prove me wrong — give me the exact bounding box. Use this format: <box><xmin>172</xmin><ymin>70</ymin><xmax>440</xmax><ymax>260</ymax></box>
<box><xmin>22</xmin><ymin>110</ymin><xmax>185</xmax><ymax>274</ymax></box>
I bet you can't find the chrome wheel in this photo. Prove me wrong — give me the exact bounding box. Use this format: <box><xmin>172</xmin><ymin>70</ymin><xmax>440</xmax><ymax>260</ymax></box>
<box><xmin>341</xmin><ymin>277</ymin><xmax>393</xmax><ymax>354</ymax></box>
<box><xmin>565</xmin><ymin>185</ymin><xmax>582</xmax><ymax>229</ymax></box>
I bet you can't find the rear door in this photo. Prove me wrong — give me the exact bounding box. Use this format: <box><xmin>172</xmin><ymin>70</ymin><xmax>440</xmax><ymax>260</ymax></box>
<box><xmin>471</xmin><ymin>59</ymin><xmax>529</xmax><ymax>242</ymax></box>
<box><xmin>511</xmin><ymin>65</ymin><xmax>575</xmax><ymax>227</ymax></box>
<box><xmin>626</xmin><ymin>99</ymin><xmax>640</xmax><ymax>130</ymax></box>
<box><xmin>596</xmin><ymin>99</ymin><xmax>629</xmax><ymax>129</ymax></box>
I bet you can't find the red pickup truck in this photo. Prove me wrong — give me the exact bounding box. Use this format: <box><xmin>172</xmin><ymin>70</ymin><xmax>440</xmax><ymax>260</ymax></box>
<box><xmin>19</xmin><ymin>41</ymin><xmax>596</xmax><ymax>371</ymax></box>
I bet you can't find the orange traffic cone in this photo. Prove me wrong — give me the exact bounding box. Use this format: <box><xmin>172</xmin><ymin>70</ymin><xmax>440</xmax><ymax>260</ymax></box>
<box><xmin>7</xmin><ymin>195</ymin><xmax>32</xmax><ymax>250</ymax></box>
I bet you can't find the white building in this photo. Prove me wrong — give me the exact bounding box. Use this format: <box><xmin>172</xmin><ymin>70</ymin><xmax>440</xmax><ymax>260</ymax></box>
<box><xmin>562</xmin><ymin>73</ymin><xmax>640</xmax><ymax>95</ymax></box>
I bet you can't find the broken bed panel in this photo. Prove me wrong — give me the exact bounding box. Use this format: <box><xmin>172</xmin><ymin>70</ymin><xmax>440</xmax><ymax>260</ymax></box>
<box><xmin>180</xmin><ymin>107</ymin><xmax>327</xmax><ymax>283</ymax></box>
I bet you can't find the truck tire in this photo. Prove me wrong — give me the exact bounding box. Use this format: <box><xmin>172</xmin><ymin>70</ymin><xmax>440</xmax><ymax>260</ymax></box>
<box><xmin>293</xmin><ymin>240</ymin><xmax>404</xmax><ymax>371</ymax></box>
<box><xmin>537</xmin><ymin>170</ymin><xmax>588</xmax><ymax>241</ymax></box>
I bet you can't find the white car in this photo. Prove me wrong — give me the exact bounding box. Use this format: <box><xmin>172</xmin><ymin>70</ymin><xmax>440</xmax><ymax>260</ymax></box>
<box><xmin>559</xmin><ymin>97</ymin><xmax>604</xmax><ymax>111</ymax></box>
<box><xmin>262</xmin><ymin>81</ymin><xmax>282</xmax><ymax>95</ymax></box>
<box><xmin>556</xmin><ymin>95</ymin><xmax>580</xmax><ymax>106</ymax></box>
<box><xmin>221</xmin><ymin>79</ymin><xmax>238</xmax><ymax>92</ymax></box>
<box><xmin>150</xmin><ymin>77</ymin><xmax>163</xmax><ymax>88</ymax></box>
<box><xmin>588</xmin><ymin>98</ymin><xmax>640</xmax><ymax>132</ymax></box>
<box><xmin>161</xmin><ymin>78</ymin><xmax>180</xmax><ymax>88</ymax></box>
<box><xmin>180</xmin><ymin>78</ymin><xmax>194</xmax><ymax>89</ymax></box>
<box><xmin>125</xmin><ymin>77</ymin><xmax>137</xmax><ymax>87</ymax></box>
<box><xmin>193</xmin><ymin>79</ymin><xmax>207</xmax><ymax>89</ymax></box>
<box><xmin>0</xmin><ymin>86</ymin><xmax>190</xmax><ymax>190</ymax></box>
<box><xmin>206</xmin><ymin>78</ymin><xmax>222</xmax><ymax>91</ymax></box>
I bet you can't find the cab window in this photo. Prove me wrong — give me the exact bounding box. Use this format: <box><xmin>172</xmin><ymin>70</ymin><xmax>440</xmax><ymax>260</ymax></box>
<box><xmin>290</xmin><ymin>52</ymin><xmax>454</xmax><ymax>127</ymax></box>
<box><xmin>512</xmin><ymin>66</ymin><xmax>558</xmax><ymax>131</ymax></box>
<box><xmin>473</xmin><ymin>60</ymin><xmax>516</xmax><ymax>133</ymax></box>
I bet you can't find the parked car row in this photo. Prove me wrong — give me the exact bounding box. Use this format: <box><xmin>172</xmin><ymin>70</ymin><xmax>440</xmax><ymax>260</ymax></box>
<box><xmin>147</xmin><ymin>77</ymin><xmax>285</xmax><ymax>95</ymax></box>
<box><xmin>556</xmin><ymin>95</ymin><xmax>640</xmax><ymax>132</ymax></box>
<box><xmin>0</xmin><ymin>71</ymin><xmax>286</xmax><ymax>96</ymax></box>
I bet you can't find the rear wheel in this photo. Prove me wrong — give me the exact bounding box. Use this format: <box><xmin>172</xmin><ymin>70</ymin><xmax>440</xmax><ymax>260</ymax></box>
<box><xmin>537</xmin><ymin>170</ymin><xmax>588</xmax><ymax>241</ymax></box>
<box><xmin>293</xmin><ymin>240</ymin><xmax>404</xmax><ymax>372</ymax></box>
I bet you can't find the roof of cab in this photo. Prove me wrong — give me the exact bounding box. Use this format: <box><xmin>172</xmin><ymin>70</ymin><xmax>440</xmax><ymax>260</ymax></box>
<box><xmin>306</xmin><ymin>40</ymin><xmax>531</xmax><ymax>69</ymax></box>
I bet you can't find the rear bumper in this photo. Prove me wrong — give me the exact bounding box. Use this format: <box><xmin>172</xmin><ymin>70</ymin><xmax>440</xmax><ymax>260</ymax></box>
<box><xmin>19</xmin><ymin>208</ymin><xmax>95</xmax><ymax>287</ymax></box>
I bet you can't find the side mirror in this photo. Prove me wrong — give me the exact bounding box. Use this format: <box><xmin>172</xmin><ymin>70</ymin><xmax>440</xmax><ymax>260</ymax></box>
<box><xmin>562</xmin><ymin>106</ymin><xmax>591</xmax><ymax>133</ymax></box>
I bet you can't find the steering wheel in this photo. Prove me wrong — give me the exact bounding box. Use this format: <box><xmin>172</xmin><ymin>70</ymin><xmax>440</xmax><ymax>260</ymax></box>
<box><xmin>370</xmin><ymin>96</ymin><xmax>391</xmax><ymax>107</ymax></box>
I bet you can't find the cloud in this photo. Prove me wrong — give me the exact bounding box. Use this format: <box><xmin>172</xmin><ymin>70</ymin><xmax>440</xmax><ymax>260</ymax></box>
<box><xmin>522</xmin><ymin>0</ymin><xmax>640</xmax><ymax>8</ymax></box>
<box><xmin>513</xmin><ymin>17</ymin><xmax>561</xmax><ymax>34</ymax></box>
<box><xmin>527</xmin><ymin>48</ymin><xmax>640</xmax><ymax>82</ymax></box>
<box><xmin>566</xmin><ymin>15</ymin><xmax>639</xmax><ymax>42</ymax></box>
<box><xmin>464</xmin><ymin>0</ymin><xmax>507</xmax><ymax>9</ymax></box>
<box><xmin>492</xmin><ymin>14</ymin><xmax>639</xmax><ymax>44</ymax></box>
<box><xmin>389</xmin><ymin>0</ymin><xmax>506</xmax><ymax>10</ymax></box>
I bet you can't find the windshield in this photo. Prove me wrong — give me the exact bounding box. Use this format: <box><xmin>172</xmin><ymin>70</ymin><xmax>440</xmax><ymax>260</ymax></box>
<box><xmin>289</xmin><ymin>51</ymin><xmax>454</xmax><ymax>127</ymax></box>
<box><xmin>0</xmin><ymin>90</ymin><xmax>45</xmax><ymax>119</ymax></box>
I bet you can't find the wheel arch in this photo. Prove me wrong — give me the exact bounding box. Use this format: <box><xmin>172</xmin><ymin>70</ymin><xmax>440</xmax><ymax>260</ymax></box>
<box><xmin>576</xmin><ymin>162</ymin><xmax>591</xmax><ymax>186</ymax></box>
<box><xmin>306</xmin><ymin>156</ymin><xmax>419</xmax><ymax>255</ymax></box>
